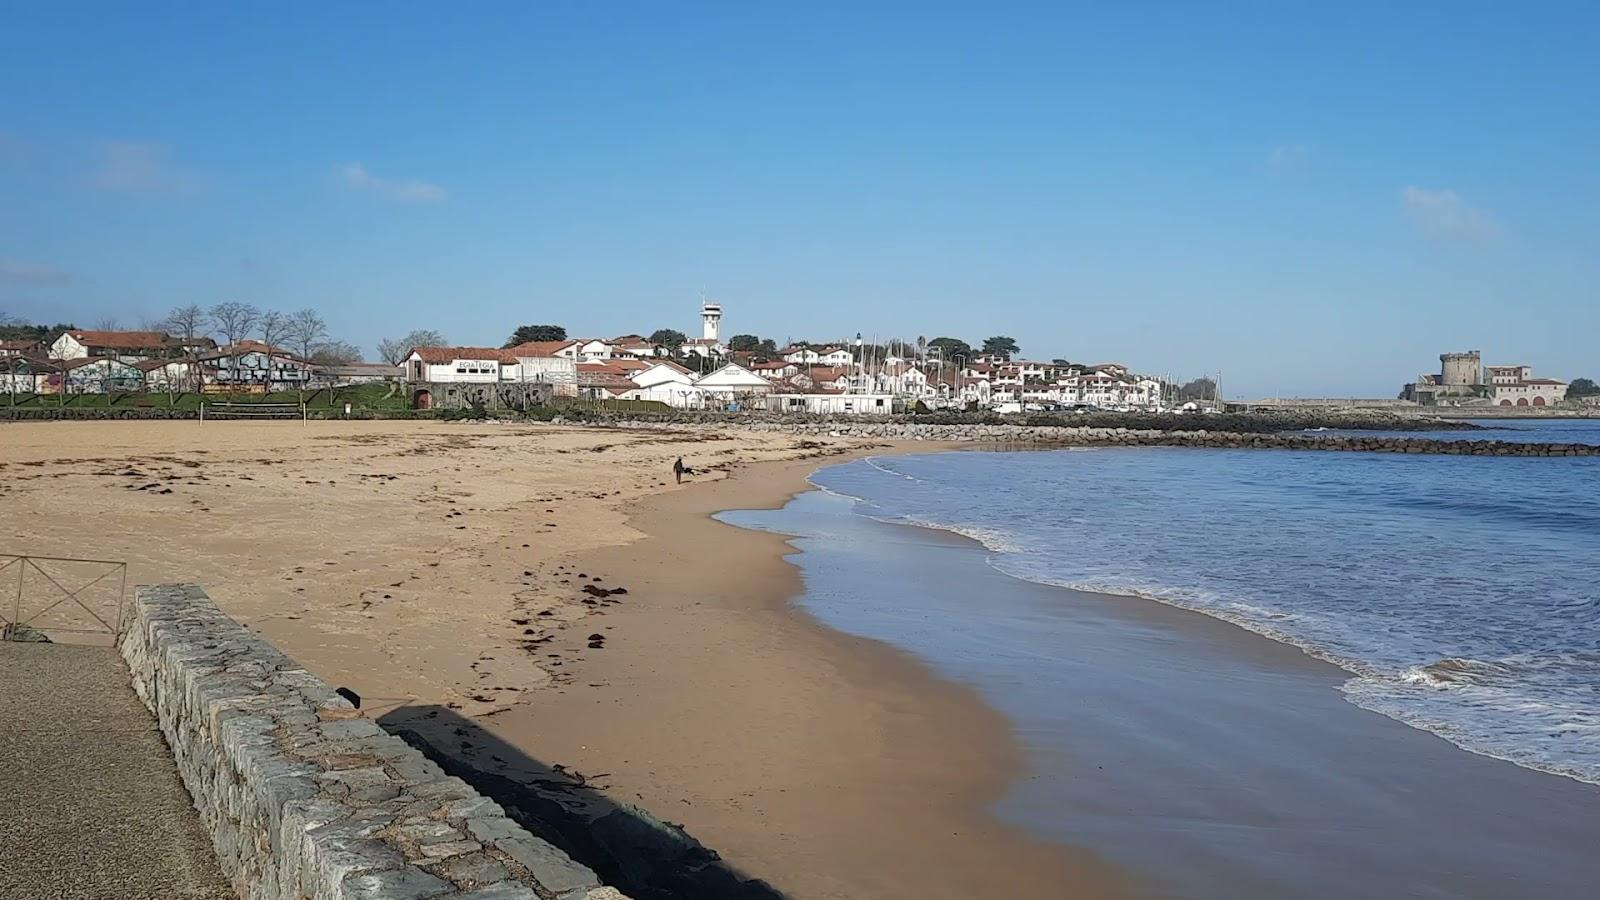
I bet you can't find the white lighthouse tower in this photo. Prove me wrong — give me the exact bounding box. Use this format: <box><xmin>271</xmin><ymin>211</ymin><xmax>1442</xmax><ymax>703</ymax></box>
<box><xmin>700</xmin><ymin>299</ymin><xmax>722</xmax><ymax>342</ymax></box>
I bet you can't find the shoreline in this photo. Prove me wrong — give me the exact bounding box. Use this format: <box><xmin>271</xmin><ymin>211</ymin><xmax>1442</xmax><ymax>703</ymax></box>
<box><xmin>465</xmin><ymin>446</ymin><xmax>1135</xmax><ymax>899</ymax></box>
<box><xmin>731</xmin><ymin>449</ymin><xmax>1600</xmax><ymax>898</ymax></box>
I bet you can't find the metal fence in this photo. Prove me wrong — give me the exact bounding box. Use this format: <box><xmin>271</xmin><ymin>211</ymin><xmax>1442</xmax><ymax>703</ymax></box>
<box><xmin>1</xmin><ymin>554</ymin><xmax>129</xmax><ymax>644</ymax></box>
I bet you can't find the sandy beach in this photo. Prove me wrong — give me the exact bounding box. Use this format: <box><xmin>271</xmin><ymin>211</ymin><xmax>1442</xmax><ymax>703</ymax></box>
<box><xmin>0</xmin><ymin>420</ymin><xmax>1129</xmax><ymax>899</ymax></box>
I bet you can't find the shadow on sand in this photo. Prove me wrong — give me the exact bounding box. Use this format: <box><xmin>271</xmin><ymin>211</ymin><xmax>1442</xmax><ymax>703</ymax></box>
<box><xmin>379</xmin><ymin>705</ymin><xmax>784</xmax><ymax>900</ymax></box>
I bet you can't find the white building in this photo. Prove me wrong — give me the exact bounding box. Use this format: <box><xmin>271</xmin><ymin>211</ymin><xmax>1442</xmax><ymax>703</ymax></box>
<box><xmin>59</xmin><ymin>357</ymin><xmax>144</xmax><ymax>392</ymax></box>
<box><xmin>502</xmin><ymin>342</ymin><xmax>581</xmax><ymax>396</ymax></box>
<box><xmin>401</xmin><ymin>347</ymin><xmax>515</xmax><ymax>383</ymax></box>
<box><xmin>681</xmin><ymin>337</ymin><xmax>726</xmax><ymax>358</ymax></box>
<box><xmin>750</xmin><ymin>360</ymin><xmax>797</xmax><ymax>381</ymax></box>
<box><xmin>132</xmin><ymin>358</ymin><xmax>199</xmax><ymax>391</ymax></box>
<box><xmin>765</xmin><ymin>391</ymin><xmax>896</xmax><ymax>416</ymax></box>
<box><xmin>625</xmin><ymin>361</ymin><xmax>704</xmax><ymax>407</ymax></box>
<box><xmin>197</xmin><ymin>342</ymin><xmax>314</xmax><ymax>391</ymax></box>
<box><xmin>610</xmin><ymin>335</ymin><xmax>660</xmax><ymax>359</ymax></box>
<box><xmin>50</xmin><ymin>329</ymin><xmax>213</xmax><ymax>361</ymax></box>
<box><xmin>0</xmin><ymin>357</ymin><xmax>55</xmax><ymax>393</ymax></box>
<box><xmin>1488</xmin><ymin>365</ymin><xmax>1568</xmax><ymax>407</ymax></box>
<box><xmin>691</xmin><ymin>362</ymin><xmax>772</xmax><ymax>407</ymax></box>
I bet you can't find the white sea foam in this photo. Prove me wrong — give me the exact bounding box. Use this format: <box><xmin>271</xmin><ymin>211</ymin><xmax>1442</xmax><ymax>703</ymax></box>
<box><xmin>808</xmin><ymin>441</ymin><xmax>1600</xmax><ymax>785</ymax></box>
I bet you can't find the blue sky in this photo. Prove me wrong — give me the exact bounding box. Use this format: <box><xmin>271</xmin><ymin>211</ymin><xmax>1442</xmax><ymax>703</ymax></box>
<box><xmin>2</xmin><ymin>2</ymin><xmax>1596</xmax><ymax>396</ymax></box>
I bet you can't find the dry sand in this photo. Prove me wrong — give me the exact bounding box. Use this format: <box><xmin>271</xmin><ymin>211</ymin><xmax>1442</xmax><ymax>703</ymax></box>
<box><xmin>0</xmin><ymin>420</ymin><xmax>1127</xmax><ymax>899</ymax></box>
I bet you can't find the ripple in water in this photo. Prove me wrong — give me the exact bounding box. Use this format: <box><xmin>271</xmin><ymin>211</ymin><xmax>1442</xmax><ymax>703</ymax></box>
<box><xmin>812</xmin><ymin>424</ymin><xmax>1600</xmax><ymax>784</ymax></box>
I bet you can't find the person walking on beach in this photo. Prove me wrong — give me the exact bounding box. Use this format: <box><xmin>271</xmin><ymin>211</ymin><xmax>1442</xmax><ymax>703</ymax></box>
<box><xmin>673</xmin><ymin>457</ymin><xmax>686</xmax><ymax>484</ymax></box>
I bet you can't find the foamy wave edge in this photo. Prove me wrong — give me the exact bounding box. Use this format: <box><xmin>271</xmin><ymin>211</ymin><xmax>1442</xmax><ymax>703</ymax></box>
<box><xmin>861</xmin><ymin>509</ymin><xmax>1600</xmax><ymax>787</ymax></box>
<box><xmin>801</xmin><ymin>461</ymin><xmax>1600</xmax><ymax>785</ymax></box>
<box><xmin>1000</xmin><ymin>564</ymin><xmax>1600</xmax><ymax>786</ymax></box>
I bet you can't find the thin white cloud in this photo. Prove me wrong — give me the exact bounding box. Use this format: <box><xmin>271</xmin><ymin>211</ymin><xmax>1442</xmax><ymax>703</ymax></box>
<box><xmin>1401</xmin><ymin>186</ymin><xmax>1499</xmax><ymax>242</ymax></box>
<box><xmin>1267</xmin><ymin>144</ymin><xmax>1308</xmax><ymax>171</ymax></box>
<box><xmin>338</xmin><ymin>163</ymin><xmax>447</xmax><ymax>202</ymax></box>
<box><xmin>0</xmin><ymin>258</ymin><xmax>70</xmax><ymax>286</ymax></box>
<box><xmin>89</xmin><ymin>140</ymin><xmax>207</xmax><ymax>195</ymax></box>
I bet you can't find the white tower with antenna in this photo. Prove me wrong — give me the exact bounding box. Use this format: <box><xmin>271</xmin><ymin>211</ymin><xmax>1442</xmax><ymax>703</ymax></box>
<box><xmin>700</xmin><ymin>298</ymin><xmax>722</xmax><ymax>342</ymax></box>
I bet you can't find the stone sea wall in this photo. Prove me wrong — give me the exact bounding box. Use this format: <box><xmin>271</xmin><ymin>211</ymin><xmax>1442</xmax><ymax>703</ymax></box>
<box><xmin>120</xmin><ymin>584</ymin><xmax>627</xmax><ymax>900</ymax></box>
<box><xmin>598</xmin><ymin>419</ymin><xmax>1600</xmax><ymax>457</ymax></box>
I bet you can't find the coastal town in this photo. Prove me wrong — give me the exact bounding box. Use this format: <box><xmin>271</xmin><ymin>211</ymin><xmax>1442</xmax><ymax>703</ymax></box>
<box><xmin>5</xmin><ymin>300</ymin><xmax>1596</xmax><ymax>417</ymax></box>
<box><xmin>2</xmin><ymin>300</ymin><xmax>1200</xmax><ymax>415</ymax></box>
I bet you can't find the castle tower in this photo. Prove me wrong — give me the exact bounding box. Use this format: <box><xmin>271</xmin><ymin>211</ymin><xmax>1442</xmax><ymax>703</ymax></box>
<box><xmin>1440</xmin><ymin>351</ymin><xmax>1482</xmax><ymax>387</ymax></box>
<box><xmin>701</xmin><ymin>300</ymin><xmax>722</xmax><ymax>342</ymax></box>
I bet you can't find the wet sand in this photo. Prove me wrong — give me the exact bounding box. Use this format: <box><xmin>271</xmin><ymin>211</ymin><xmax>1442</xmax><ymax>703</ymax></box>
<box><xmin>723</xmin><ymin>468</ymin><xmax>1600</xmax><ymax>899</ymax></box>
<box><xmin>474</xmin><ymin>454</ymin><xmax>1134</xmax><ymax>899</ymax></box>
<box><xmin>1</xmin><ymin>421</ymin><xmax>1129</xmax><ymax>899</ymax></box>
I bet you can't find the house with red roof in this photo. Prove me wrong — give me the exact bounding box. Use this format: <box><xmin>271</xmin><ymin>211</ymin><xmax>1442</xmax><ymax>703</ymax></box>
<box><xmin>400</xmin><ymin>347</ymin><xmax>519</xmax><ymax>383</ymax></box>
<box><xmin>50</xmin><ymin>329</ymin><xmax>215</xmax><ymax>362</ymax></box>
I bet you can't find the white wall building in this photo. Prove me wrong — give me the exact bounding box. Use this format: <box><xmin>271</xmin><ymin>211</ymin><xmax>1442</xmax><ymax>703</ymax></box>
<box><xmin>765</xmin><ymin>392</ymin><xmax>897</xmax><ymax>415</ymax></box>
<box><xmin>59</xmin><ymin>357</ymin><xmax>144</xmax><ymax>392</ymax></box>
<box><xmin>401</xmin><ymin>347</ymin><xmax>514</xmax><ymax>383</ymax></box>
<box><xmin>50</xmin><ymin>329</ymin><xmax>213</xmax><ymax>361</ymax></box>
<box><xmin>818</xmin><ymin>347</ymin><xmax>853</xmax><ymax>366</ymax></box>
<box><xmin>626</xmin><ymin>361</ymin><xmax>704</xmax><ymax>407</ymax></box>
<box><xmin>692</xmin><ymin>363</ymin><xmax>772</xmax><ymax>407</ymax></box>
<box><xmin>198</xmin><ymin>342</ymin><xmax>314</xmax><ymax>391</ymax></box>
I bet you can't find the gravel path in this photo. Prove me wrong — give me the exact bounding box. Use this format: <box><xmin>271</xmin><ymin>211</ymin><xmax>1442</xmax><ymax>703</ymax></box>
<box><xmin>0</xmin><ymin>641</ymin><xmax>232</xmax><ymax>899</ymax></box>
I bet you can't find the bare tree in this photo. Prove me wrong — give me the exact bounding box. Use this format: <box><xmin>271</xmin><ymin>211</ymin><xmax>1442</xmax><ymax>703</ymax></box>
<box><xmin>257</xmin><ymin>311</ymin><xmax>288</xmax><ymax>392</ymax></box>
<box><xmin>162</xmin><ymin>303</ymin><xmax>210</xmax><ymax>394</ymax></box>
<box><xmin>94</xmin><ymin>316</ymin><xmax>121</xmax><ymax>331</ymax></box>
<box><xmin>377</xmin><ymin>329</ymin><xmax>447</xmax><ymax>365</ymax></box>
<box><xmin>210</xmin><ymin>301</ymin><xmax>259</xmax><ymax>348</ymax></box>
<box><xmin>285</xmin><ymin>309</ymin><xmax>327</xmax><ymax>398</ymax></box>
<box><xmin>310</xmin><ymin>341</ymin><xmax>363</xmax><ymax>365</ymax></box>
<box><xmin>209</xmin><ymin>301</ymin><xmax>260</xmax><ymax>393</ymax></box>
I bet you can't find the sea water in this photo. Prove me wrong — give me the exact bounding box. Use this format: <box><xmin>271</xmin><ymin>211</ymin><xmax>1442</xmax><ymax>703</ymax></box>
<box><xmin>718</xmin><ymin>420</ymin><xmax>1600</xmax><ymax>895</ymax></box>
<box><xmin>808</xmin><ymin>421</ymin><xmax>1600</xmax><ymax>784</ymax></box>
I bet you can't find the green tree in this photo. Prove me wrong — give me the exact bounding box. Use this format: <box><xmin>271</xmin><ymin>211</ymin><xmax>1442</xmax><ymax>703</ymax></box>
<box><xmin>650</xmin><ymin>328</ymin><xmax>687</xmax><ymax>352</ymax></box>
<box><xmin>981</xmin><ymin>335</ymin><xmax>1020</xmax><ymax>360</ymax></box>
<box><xmin>926</xmin><ymin>337</ymin><xmax>972</xmax><ymax>364</ymax></box>
<box><xmin>1568</xmin><ymin>377</ymin><xmax>1598</xmax><ymax>398</ymax></box>
<box><xmin>503</xmin><ymin>324</ymin><xmax>566</xmax><ymax>347</ymax></box>
<box><xmin>728</xmin><ymin>333</ymin><xmax>762</xmax><ymax>352</ymax></box>
<box><xmin>757</xmin><ymin>338</ymin><xmax>778</xmax><ymax>358</ymax></box>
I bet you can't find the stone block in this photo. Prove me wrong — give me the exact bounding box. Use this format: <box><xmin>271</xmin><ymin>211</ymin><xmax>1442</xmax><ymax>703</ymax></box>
<box><xmin>119</xmin><ymin>584</ymin><xmax>635</xmax><ymax>900</ymax></box>
<box><xmin>492</xmin><ymin>835</ymin><xmax>600</xmax><ymax>895</ymax></box>
<box><xmin>340</xmin><ymin>867</ymin><xmax>453</xmax><ymax>900</ymax></box>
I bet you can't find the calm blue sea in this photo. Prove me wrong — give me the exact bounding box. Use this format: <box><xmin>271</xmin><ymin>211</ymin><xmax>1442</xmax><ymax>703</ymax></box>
<box><xmin>808</xmin><ymin>419</ymin><xmax>1600</xmax><ymax>784</ymax></box>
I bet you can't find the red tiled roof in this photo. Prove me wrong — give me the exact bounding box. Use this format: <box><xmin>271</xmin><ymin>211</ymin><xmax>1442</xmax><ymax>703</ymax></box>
<box><xmin>505</xmin><ymin>340</ymin><xmax>579</xmax><ymax>357</ymax></box>
<box><xmin>409</xmin><ymin>346</ymin><xmax>516</xmax><ymax>364</ymax></box>
<box><xmin>131</xmin><ymin>358</ymin><xmax>186</xmax><ymax>372</ymax></box>
<box><xmin>641</xmin><ymin>360</ymin><xmax>694</xmax><ymax>375</ymax></box>
<box><xmin>197</xmin><ymin>342</ymin><xmax>308</xmax><ymax>364</ymax></box>
<box><xmin>65</xmin><ymin>330</ymin><xmax>174</xmax><ymax>349</ymax></box>
<box><xmin>60</xmin><ymin>357</ymin><xmax>141</xmax><ymax>371</ymax></box>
